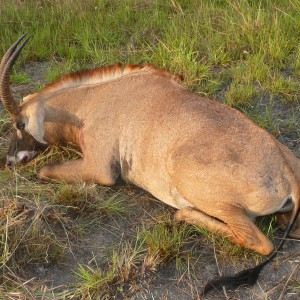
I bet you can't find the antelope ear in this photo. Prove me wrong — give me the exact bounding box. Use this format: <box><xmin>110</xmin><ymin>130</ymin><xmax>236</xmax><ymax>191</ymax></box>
<box><xmin>25</xmin><ymin>104</ymin><xmax>48</xmax><ymax>144</ymax></box>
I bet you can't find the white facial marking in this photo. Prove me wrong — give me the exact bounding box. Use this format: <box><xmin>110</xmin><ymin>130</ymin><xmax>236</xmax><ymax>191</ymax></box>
<box><xmin>6</xmin><ymin>155</ymin><xmax>17</xmax><ymax>164</ymax></box>
<box><xmin>7</xmin><ymin>150</ymin><xmax>38</xmax><ymax>165</ymax></box>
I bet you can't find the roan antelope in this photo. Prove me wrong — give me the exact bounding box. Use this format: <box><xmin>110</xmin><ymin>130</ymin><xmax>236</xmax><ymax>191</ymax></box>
<box><xmin>1</xmin><ymin>35</ymin><xmax>299</xmax><ymax>293</ymax></box>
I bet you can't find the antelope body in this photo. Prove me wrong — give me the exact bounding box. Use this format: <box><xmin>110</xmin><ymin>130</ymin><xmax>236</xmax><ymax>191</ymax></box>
<box><xmin>2</xmin><ymin>36</ymin><xmax>300</xmax><ymax>258</ymax></box>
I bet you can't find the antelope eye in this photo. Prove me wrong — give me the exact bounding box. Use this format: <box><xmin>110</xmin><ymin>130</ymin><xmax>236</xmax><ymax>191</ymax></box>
<box><xmin>16</xmin><ymin>122</ymin><xmax>25</xmax><ymax>130</ymax></box>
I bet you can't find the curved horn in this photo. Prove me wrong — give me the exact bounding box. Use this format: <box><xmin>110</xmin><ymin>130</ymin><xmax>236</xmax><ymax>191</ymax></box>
<box><xmin>0</xmin><ymin>34</ymin><xmax>30</xmax><ymax>117</ymax></box>
<box><xmin>0</xmin><ymin>33</ymin><xmax>27</xmax><ymax>77</ymax></box>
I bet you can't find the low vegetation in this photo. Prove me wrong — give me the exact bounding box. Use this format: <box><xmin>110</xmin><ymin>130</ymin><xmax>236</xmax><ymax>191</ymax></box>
<box><xmin>0</xmin><ymin>0</ymin><xmax>299</xmax><ymax>298</ymax></box>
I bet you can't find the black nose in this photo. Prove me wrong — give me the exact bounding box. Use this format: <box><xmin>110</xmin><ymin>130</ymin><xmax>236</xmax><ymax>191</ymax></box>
<box><xmin>21</xmin><ymin>155</ymin><xmax>29</xmax><ymax>164</ymax></box>
<box><xmin>6</xmin><ymin>160</ymin><xmax>13</xmax><ymax>167</ymax></box>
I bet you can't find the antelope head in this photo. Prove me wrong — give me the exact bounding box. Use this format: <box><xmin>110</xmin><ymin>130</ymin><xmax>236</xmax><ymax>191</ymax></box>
<box><xmin>0</xmin><ymin>34</ymin><xmax>48</xmax><ymax>166</ymax></box>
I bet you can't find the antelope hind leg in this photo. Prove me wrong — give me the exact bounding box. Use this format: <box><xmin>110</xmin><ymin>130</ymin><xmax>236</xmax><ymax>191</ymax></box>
<box><xmin>175</xmin><ymin>206</ymin><xmax>274</xmax><ymax>255</ymax></box>
<box><xmin>175</xmin><ymin>206</ymin><xmax>232</xmax><ymax>236</ymax></box>
<box><xmin>39</xmin><ymin>158</ymin><xmax>118</xmax><ymax>185</ymax></box>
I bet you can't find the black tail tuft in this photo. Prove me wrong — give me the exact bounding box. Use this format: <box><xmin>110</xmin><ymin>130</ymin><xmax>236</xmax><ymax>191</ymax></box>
<box><xmin>201</xmin><ymin>259</ymin><xmax>269</xmax><ymax>294</ymax></box>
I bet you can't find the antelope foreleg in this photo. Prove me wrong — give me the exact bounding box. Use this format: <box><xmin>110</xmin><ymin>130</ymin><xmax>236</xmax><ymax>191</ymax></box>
<box><xmin>39</xmin><ymin>159</ymin><xmax>90</xmax><ymax>183</ymax></box>
<box><xmin>39</xmin><ymin>159</ymin><xmax>117</xmax><ymax>185</ymax></box>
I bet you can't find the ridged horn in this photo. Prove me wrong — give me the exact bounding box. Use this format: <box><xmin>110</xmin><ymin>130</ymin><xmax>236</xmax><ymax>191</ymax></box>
<box><xmin>0</xmin><ymin>34</ymin><xmax>30</xmax><ymax>117</ymax></box>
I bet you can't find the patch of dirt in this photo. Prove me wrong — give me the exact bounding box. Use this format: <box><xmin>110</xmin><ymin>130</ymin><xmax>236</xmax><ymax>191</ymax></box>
<box><xmin>26</xmin><ymin>189</ymin><xmax>300</xmax><ymax>299</ymax></box>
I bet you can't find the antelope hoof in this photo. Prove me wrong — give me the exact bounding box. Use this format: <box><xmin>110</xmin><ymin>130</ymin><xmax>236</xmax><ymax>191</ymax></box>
<box><xmin>39</xmin><ymin>165</ymin><xmax>52</xmax><ymax>181</ymax></box>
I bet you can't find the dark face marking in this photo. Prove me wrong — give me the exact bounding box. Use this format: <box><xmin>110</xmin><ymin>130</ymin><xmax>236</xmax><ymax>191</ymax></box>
<box><xmin>7</xmin><ymin>130</ymin><xmax>48</xmax><ymax>166</ymax></box>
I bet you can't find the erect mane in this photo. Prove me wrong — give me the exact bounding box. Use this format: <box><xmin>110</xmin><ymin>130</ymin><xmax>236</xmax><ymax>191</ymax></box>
<box><xmin>42</xmin><ymin>64</ymin><xmax>182</xmax><ymax>94</ymax></box>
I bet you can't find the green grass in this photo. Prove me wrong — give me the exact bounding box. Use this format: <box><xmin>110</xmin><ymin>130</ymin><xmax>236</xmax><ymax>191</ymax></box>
<box><xmin>0</xmin><ymin>194</ymin><xmax>74</xmax><ymax>274</ymax></box>
<box><xmin>72</xmin><ymin>263</ymin><xmax>116</xmax><ymax>299</ymax></box>
<box><xmin>69</xmin><ymin>235</ymin><xmax>147</xmax><ymax>299</ymax></box>
<box><xmin>10</xmin><ymin>70</ymin><xmax>31</xmax><ymax>84</ymax></box>
<box><xmin>70</xmin><ymin>216</ymin><xmax>195</xmax><ymax>298</ymax></box>
<box><xmin>242</xmin><ymin>106</ymin><xmax>281</xmax><ymax>136</ymax></box>
<box><xmin>267</xmin><ymin>75</ymin><xmax>300</xmax><ymax>103</ymax></box>
<box><xmin>139</xmin><ymin>214</ymin><xmax>194</xmax><ymax>271</ymax></box>
<box><xmin>0</xmin><ymin>114</ymin><xmax>11</xmax><ymax>135</ymax></box>
<box><xmin>0</xmin><ymin>0</ymin><xmax>299</xmax><ymax>298</ymax></box>
<box><xmin>0</xmin><ymin>0</ymin><xmax>299</xmax><ymax>106</ymax></box>
<box><xmin>225</xmin><ymin>82</ymin><xmax>259</xmax><ymax>107</ymax></box>
<box><xmin>50</xmin><ymin>184</ymin><xmax>128</xmax><ymax>226</ymax></box>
